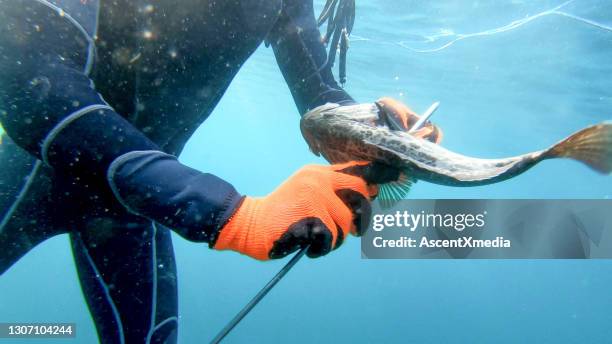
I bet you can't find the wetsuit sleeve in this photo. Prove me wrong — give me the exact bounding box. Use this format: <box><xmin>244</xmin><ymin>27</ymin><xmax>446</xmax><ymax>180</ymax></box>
<box><xmin>268</xmin><ymin>0</ymin><xmax>356</xmax><ymax>115</ymax></box>
<box><xmin>0</xmin><ymin>3</ymin><xmax>241</xmax><ymax>242</ymax></box>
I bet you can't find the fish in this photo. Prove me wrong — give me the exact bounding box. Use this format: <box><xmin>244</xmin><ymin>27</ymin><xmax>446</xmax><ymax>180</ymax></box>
<box><xmin>300</xmin><ymin>103</ymin><xmax>612</xmax><ymax>201</ymax></box>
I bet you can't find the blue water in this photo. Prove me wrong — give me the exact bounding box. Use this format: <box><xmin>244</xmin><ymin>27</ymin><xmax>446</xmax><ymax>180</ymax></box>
<box><xmin>1</xmin><ymin>0</ymin><xmax>612</xmax><ymax>343</ymax></box>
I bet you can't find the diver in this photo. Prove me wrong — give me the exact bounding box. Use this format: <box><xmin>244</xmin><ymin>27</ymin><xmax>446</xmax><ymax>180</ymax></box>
<box><xmin>0</xmin><ymin>0</ymin><xmax>440</xmax><ymax>343</ymax></box>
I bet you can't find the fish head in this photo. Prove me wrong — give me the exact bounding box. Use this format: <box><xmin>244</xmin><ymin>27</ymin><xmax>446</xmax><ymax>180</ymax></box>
<box><xmin>301</xmin><ymin>103</ymin><xmax>378</xmax><ymax>155</ymax></box>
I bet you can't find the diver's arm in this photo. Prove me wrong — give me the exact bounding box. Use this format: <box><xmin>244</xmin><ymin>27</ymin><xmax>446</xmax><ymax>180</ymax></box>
<box><xmin>0</xmin><ymin>4</ymin><xmax>241</xmax><ymax>242</ymax></box>
<box><xmin>268</xmin><ymin>0</ymin><xmax>356</xmax><ymax>115</ymax></box>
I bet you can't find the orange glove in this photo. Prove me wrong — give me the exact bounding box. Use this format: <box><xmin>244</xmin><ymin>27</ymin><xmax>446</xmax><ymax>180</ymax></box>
<box><xmin>376</xmin><ymin>97</ymin><xmax>443</xmax><ymax>143</ymax></box>
<box><xmin>214</xmin><ymin>162</ymin><xmax>379</xmax><ymax>260</ymax></box>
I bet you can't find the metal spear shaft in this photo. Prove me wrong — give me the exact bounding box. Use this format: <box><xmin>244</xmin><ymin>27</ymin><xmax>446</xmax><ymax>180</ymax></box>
<box><xmin>211</xmin><ymin>101</ymin><xmax>439</xmax><ymax>343</ymax></box>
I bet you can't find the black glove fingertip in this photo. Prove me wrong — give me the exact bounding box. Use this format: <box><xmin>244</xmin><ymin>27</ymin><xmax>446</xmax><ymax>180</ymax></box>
<box><xmin>306</xmin><ymin>221</ymin><xmax>333</xmax><ymax>258</ymax></box>
<box><xmin>336</xmin><ymin>189</ymin><xmax>372</xmax><ymax>237</ymax></box>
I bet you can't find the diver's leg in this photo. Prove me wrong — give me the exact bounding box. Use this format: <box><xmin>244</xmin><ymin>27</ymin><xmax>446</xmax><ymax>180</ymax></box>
<box><xmin>0</xmin><ymin>134</ymin><xmax>69</xmax><ymax>275</ymax></box>
<box><xmin>70</xmin><ymin>220</ymin><xmax>178</xmax><ymax>344</ymax></box>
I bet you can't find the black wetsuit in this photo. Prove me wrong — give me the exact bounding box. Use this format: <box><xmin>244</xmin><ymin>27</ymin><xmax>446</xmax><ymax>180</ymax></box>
<box><xmin>0</xmin><ymin>0</ymin><xmax>354</xmax><ymax>343</ymax></box>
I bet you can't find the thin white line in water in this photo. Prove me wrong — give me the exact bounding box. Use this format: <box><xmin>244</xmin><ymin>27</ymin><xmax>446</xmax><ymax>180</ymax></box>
<box><xmin>351</xmin><ymin>0</ymin><xmax>612</xmax><ymax>54</ymax></box>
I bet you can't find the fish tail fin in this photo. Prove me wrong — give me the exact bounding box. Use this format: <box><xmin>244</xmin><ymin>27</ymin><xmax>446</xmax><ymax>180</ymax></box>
<box><xmin>544</xmin><ymin>122</ymin><xmax>612</xmax><ymax>174</ymax></box>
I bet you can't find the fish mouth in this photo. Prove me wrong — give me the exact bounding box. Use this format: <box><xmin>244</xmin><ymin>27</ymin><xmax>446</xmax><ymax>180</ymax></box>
<box><xmin>373</xmin><ymin>102</ymin><xmax>398</xmax><ymax>130</ymax></box>
<box><xmin>374</xmin><ymin>105</ymin><xmax>415</xmax><ymax>132</ymax></box>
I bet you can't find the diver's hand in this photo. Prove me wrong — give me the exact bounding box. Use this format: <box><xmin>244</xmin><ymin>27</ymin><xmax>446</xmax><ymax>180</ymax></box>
<box><xmin>376</xmin><ymin>97</ymin><xmax>443</xmax><ymax>143</ymax></box>
<box><xmin>213</xmin><ymin>162</ymin><xmax>378</xmax><ymax>260</ymax></box>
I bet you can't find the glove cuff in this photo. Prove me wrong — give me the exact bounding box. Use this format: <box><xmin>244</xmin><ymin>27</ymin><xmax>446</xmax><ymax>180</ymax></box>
<box><xmin>107</xmin><ymin>150</ymin><xmax>243</xmax><ymax>242</ymax></box>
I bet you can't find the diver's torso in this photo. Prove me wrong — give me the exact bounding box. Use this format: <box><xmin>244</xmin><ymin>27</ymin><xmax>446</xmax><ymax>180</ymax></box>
<box><xmin>1</xmin><ymin>0</ymin><xmax>284</xmax><ymax>272</ymax></box>
<box><xmin>92</xmin><ymin>0</ymin><xmax>282</xmax><ymax>154</ymax></box>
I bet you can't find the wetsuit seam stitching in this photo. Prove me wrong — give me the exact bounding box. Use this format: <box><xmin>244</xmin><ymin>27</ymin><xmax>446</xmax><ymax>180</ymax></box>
<box><xmin>149</xmin><ymin>316</ymin><xmax>178</xmax><ymax>339</ymax></box>
<box><xmin>77</xmin><ymin>233</ymin><xmax>126</xmax><ymax>344</ymax></box>
<box><xmin>30</xmin><ymin>0</ymin><xmax>96</xmax><ymax>74</ymax></box>
<box><xmin>146</xmin><ymin>222</ymin><xmax>159</xmax><ymax>344</ymax></box>
<box><xmin>106</xmin><ymin>150</ymin><xmax>174</xmax><ymax>216</ymax></box>
<box><xmin>40</xmin><ymin>104</ymin><xmax>114</xmax><ymax>166</ymax></box>
<box><xmin>0</xmin><ymin>160</ymin><xmax>42</xmax><ymax>233</ymax></box>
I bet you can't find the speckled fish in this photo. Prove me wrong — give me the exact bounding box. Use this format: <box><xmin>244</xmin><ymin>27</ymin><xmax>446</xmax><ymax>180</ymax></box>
<box><xmin>301</xmin><ymin>103</ymin><xmax>612</xmax><ymax>200</ymax></box>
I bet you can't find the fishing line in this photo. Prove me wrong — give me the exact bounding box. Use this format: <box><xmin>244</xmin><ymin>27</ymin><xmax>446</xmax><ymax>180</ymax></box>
<box><xmin>350</xmin><ymin>0</ymin><xmax>612</xmax><ymax>54</ymax></box>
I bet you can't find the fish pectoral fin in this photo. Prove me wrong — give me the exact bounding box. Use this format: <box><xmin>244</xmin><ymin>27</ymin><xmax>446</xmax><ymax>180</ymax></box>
<box><xmin>357</xmin><ymin>137</ymin><xmax>416</xmax><ymax>207</ymax></box>
<box><xmin>377</xmin><ymin>171</ymin><xmax>415</xmax><ymax>209</ymax></box>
